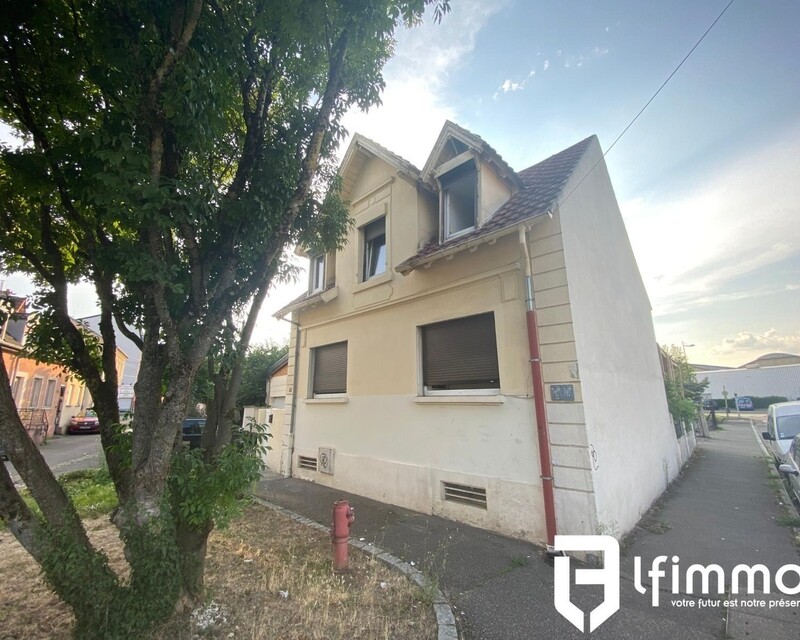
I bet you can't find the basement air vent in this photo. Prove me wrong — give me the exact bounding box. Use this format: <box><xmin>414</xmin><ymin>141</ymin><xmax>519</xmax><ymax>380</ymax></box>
<box><xmin>298</xmin><ymin>455</ymin><xmax>318</xmax><ymax>471</ymax></box>
<box><xmin>442</xmin><ymin>482</ymin><xmax>487</xmax><ymax>509</ymax></box>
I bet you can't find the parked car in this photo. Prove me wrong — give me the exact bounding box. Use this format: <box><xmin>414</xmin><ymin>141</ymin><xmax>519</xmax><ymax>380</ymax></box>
<box><xmin>762</xmin><ymin>401</ymin><xmax>800</xmax><ymax>465</ymax></box>
<box><xmin>182</xmin><ymin>418</ymin><xmax>206</xmax><ymax>449</ymax></box>
<box><xmin>0</xmin><ymin>439</ymin><xmax>7</xmax><ymax>461</ymax></box>
<box><xmin>736</xmin><ymin>396</ymin><xmax>754</xmax><ymax>411</ymax></box>
<box><xmin>68</xmin><ymin>408</ymin><xmax>100</xmax><ymax>434</ymax></box>
<box><xmin>702</xmin><ymin>398</ymin><xmax>716</xmax><ymax>410</ymax></box>
<box><xmin>778</xmin><ymin>434</ymin><xmax>800</xmax><ymax>504</ymax></box>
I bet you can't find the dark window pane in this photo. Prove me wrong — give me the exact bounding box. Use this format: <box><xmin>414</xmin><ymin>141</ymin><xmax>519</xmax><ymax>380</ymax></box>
<box><xmin>363</xmin><ymin>217</ymin><xmax>386</xmax><ymax>279</ymax></box>
<box><xmin>441</xmin><ymin>162</ymin><xmax>477</xmax><ymax>237</ymax></box>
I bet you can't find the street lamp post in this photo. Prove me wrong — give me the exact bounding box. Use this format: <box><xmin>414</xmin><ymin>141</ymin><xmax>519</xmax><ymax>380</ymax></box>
<box><xmin>678</xmin><ymin>342</ymin><xmax>695</xmax><ymax>398</ymax></box>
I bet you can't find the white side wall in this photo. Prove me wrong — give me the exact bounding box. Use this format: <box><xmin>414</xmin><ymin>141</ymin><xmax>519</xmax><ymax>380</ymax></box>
<box><xmin>243</xmin><ymin>406</ymin><xmax>284</xmax><ymax>473</ymax></box>
<box><xmin>558</xmin><ymin>138</ymin><xmax>680</xmax><ymax>537</ymax></box>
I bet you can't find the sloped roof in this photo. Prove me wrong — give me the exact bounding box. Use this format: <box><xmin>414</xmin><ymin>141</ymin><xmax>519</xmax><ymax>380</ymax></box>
<box><xmin>421</xmin><ymin>121</ymin><xmax>522</xmax><ymax>188</ymax></box>
<box><xmin>267</xmin><ymin>353</ymin><xmax>289</xmax><ymax>377</ymax></box>
<box><xmin>273</xmin><ymin>283</ymin><xmax>336</xmax><ymax>319</ymax></box>
<box><xmin>339</xmin><ymin>133</ymin><xmax>423</xmax><ymax>202</ymax></box>
<box><xmin>741</xmin><ymin>352</ymin><xmax>800</xmax><ymax>368</ymax></box>
<box><xmin>396</xmin><ymin>135</ymin><xmax>596</xmax><ymax>274</ymax></box>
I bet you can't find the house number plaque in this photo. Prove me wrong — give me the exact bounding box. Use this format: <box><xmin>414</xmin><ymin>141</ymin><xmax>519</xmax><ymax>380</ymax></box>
<box><xmin>550</xmin><ymin>384</ymin><xmax>575</xmax><ymax>402</ymax></box>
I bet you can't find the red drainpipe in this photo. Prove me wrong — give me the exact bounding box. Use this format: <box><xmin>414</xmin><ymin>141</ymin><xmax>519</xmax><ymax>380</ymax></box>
<box><xmin>520</xmin><ymin>225</ymin><xmax>558</xmax><ymax>548</ymax></box>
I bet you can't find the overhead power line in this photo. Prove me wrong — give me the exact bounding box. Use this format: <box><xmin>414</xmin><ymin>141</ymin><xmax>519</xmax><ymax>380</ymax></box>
<box><xmin>557</xmin><ymin>0</ymin><xmax>736</xmax><ymax>209</ymax></box>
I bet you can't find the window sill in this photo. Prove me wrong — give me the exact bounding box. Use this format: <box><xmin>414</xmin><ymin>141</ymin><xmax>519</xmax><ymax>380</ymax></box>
<box><xmin>413</xmin><ymin>395</ymin><xmax>505</xmax><ymax>405</ymax></box>
<box><xmin>354</xmin><ymin>271</ymin><xmax>392</xmax><ymax>293</ymax></box>
<box><xmin>305</xmin><ymin>397</ymin><xmax>349</xmax><ymax>405</ymax></box>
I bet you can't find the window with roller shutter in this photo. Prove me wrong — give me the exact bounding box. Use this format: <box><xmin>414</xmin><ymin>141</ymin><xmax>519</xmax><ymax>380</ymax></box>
<box><xmin>421</xmin><ymin>312</ymin><xmax>500</xmax><ymax>393</ymax></box>
<box><xmin>311</xmin><ymin>341</ymin><xmax>348</xmax><ymax>396</ymax></box>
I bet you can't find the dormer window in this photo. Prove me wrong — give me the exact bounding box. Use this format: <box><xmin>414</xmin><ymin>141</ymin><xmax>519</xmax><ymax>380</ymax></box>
<box><xmin>310</xmin><ymin>253</ymin><xmax>325</xmax><ymax>292</ymax></box>
<box><xmin>441</xmin><ymin>160</ymin><xmax>477</xmax><ymax>239</ymax></box>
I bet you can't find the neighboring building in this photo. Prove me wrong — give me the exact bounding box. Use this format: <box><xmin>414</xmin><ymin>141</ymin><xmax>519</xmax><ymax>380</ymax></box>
<box><xmin>265</xmin><ymin>353</ymin><xmax>289</xmax><ymax>410</ymax></box>
<box><xmin>698</xmin><ymin>365</ymin><xmax>800</xmax><ymax>402</ymax></box>
<box><xmin>79</xmin><ymin>314</ymin><xmax>140</xmax><ymax>412</ymax></box>
<box><xmin>242</xmin><ymin>354</ymin><xmax>291</xmax><ymax>474</ymax></box>
<box><xmin>274</xmin><ymin>122</ymin><xmax>681</xmax><ymax>543</ymax></box>
<box><xmin>741</xmin><ymin>353</ymin><xmax>800</xmax><ymax>369</ymax></box>
<box><xmin>691</xmin><ymin>362</ymin><xmax>733</xmax><ymax>372</ymax></box>
<box><xmin>1</xmin><ymin>294</ymin><xmax>128</xmax><ymax>438</ymax></box>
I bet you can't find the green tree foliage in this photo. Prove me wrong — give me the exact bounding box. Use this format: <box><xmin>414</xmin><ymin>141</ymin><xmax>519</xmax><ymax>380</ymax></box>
<box><xmin>662</xmin><ymin>345</ymin><xmax>709</xmax><ymax>424</ymax></box>
<box><xmin>0</xmin><ymin>1</ymin><xmax>450</xmax><ymax>636</ymax></box>
<box><xmin>237</xmin><ymin>341</ymin><xmax>288</xmax><ymax>408</ymax></box>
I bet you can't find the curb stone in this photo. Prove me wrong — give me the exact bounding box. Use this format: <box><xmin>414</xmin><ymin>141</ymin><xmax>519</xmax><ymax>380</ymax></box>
<box><xmin>252</xmin><ymin>496</ymin><xmax>460</xmax><ymax>640</ymax></box>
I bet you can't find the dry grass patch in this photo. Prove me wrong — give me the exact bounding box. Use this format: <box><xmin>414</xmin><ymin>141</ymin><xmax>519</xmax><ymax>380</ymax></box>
<box><xmin>0</xmin><ymin>503</ymin><xmax>436</xmax><ymax>639</ymax></box>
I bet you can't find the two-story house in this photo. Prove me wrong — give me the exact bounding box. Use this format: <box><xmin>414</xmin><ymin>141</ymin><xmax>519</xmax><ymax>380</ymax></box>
<box><xmin>274</xmin><ymin>121</ymin><xmax>681</xmax><ymax>543</ymax></box>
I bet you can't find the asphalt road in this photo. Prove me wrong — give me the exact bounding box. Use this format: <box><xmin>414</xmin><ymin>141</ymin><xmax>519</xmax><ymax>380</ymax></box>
<box><xmin>5</xmin><ymin>433</ymin><xmax>103</xmax><ymax>485</ymax></box>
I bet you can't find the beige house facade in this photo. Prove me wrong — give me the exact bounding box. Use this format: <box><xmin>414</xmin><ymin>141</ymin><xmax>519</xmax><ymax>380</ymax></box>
<box><xmin>274</xmin><ymin>122</ymin><xmax>681</xmax><ymax>543</ymax></box>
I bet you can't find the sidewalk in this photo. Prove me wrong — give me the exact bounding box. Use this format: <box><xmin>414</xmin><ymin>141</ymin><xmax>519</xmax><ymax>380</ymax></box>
<box><xmin>254</xmin><ymin>418</ymin><xmax>800</xmax><ymax>639</ymax></box>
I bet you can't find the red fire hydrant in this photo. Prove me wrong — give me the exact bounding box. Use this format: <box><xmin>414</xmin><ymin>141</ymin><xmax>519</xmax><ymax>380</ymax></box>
<box><xmin>331</xmin><ymin>499</ymin><xmax>355</xmax><ymax>571</ymax></box>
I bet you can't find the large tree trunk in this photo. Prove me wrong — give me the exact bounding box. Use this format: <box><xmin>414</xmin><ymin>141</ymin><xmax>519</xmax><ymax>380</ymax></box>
<box><xmin>175</xmin><ymin>518</ymin><xmax>214</xmax><ymax>608</ymax></box>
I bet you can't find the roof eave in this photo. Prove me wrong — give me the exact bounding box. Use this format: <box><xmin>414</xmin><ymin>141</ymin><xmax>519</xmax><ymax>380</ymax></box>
<box><xmin>272</xmin><ymin>286</ymin><xmax>339</xmax><ymax>319</ymax></box>
<box><xmin>395</xmin><ymin>210</ymin><xmax>553</xmax><ymax>276</ymax></box>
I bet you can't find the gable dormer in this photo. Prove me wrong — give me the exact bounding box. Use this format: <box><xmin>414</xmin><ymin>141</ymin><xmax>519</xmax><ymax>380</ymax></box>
<box><xmin>421</xmin><ymin>121</ymin><xmax>523</xmax><ymax>244</ymax></box>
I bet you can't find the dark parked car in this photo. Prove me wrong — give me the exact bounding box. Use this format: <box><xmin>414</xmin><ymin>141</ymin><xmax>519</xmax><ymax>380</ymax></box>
<box><xmin>702</xmin><ymin>398</ymin><xmax>716</xmax><ymax>410</ymax></box>
<box><xmin>736</xmin><ymin>396</ymin><xmax>754</xmax><ymax>411</ymax></box>
<box><xmin>0</xmin><ymin>440</ymin><xmax>7</xmax><ymax>461</ymax></box>
<box><xmin>68</xmin><ymin>408</ymin><xmax>100</xmax><ymax>434</ymax></box>
<box><xmin>182</xmin><ymin>418</ymin><xmax>206</xmax><ymax>449</ymax></box>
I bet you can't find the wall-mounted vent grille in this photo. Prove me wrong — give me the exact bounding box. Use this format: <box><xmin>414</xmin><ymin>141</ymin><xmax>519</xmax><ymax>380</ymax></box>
<box><xmin>442</xmin><ymin>482</ymin><xmax>487</xmax><ymax>509</ymax></box>
<box><xmin>298</xmin><ymin>456</ymin><xmax>318</xmax><ymax>471</ymax></box>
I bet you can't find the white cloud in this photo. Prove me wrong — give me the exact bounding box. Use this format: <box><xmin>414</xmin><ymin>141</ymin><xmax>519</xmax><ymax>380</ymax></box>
<box><xmin>340</xmin><ymin>0</ymin><xmax>505</xmax><ymax>167</ymax></box>
<box><xmin>593</xmin><ymin>46</ymin><xmax>609</xmax><ymax>56</ymax></box>
<box><xmin>500</xmin><ymin>79</ymin><xmax>523</xmax><ymax>93</ymax></box>
<box><xmin>564</xmin><ymin>55</ymin><xmax>586</xmax><ymax>69</ymax></box>
<box><xmin>711</xmin><ymin>329</ymin><xmax>800</xmax><ymax>356</ymax></box>
<box><xmin>543</xmin><ymin>59</ymin><xmax>550</xmax><ymax>71</ymax></box>
<box><xmin>621</xmin><ymin>123</ymin><xmax>800</xmax><ymax>320</ymax></box>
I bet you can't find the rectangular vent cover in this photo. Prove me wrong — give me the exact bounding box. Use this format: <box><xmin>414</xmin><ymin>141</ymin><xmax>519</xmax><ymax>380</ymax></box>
<box><xmin>318</xmin><ymin>447</ymin><xmax>335</xmax><ymax>475</ymax></box>
<box><xmin>443</xmin><ymin>482</ymin><xmax>487</xmax><ymax>509</ymax></box>
<box><xmin>298</xmin><ymin>455</ymin><xmax>318</xmax><ymax>471</ymax></box>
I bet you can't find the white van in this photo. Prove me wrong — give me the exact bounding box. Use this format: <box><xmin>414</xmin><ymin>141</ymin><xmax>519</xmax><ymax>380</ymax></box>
<box><xmin>763</xmin><ymin>401</ymin><xmax>800</xmax><ymax>465</ymax></box>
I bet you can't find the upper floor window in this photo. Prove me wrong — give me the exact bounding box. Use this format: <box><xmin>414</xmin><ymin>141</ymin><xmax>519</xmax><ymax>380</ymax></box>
<box><xmin>362</xmin><ymin>217</ymin><xmax>386</xmax><ymax>281</ymax></box>
<box><xmin>441</xmin><ymin>161</ymin><xmax>477</xmax><ymax>239</ymax></box>
<box><xmin>310</xmin><ymin>253</ymin><xmax>325</xmax><ymax>293</ymax></box>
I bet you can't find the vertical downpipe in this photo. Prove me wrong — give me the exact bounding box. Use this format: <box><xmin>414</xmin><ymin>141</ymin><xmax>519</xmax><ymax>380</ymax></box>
<box><xmin>520</xmin><ymin>226</ymin><xmax>558</xmax><ymax>548</ymax></box>
<box><xmin>280</xmin><ymin>316</ymin><xmax>302</xmax><ymax>478</ymax></box>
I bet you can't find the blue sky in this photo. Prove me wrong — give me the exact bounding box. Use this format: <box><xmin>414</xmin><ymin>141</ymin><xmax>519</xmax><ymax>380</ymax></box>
<box><xmin>3</xmin><ymin>0</ymin><xmax>799</xmax><ymax>367</ymax></box>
